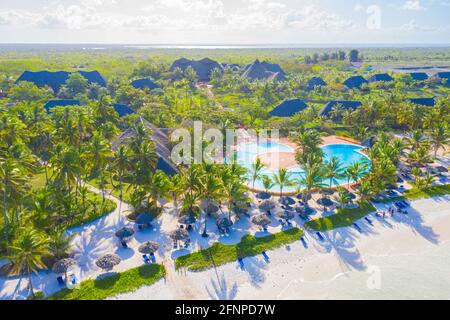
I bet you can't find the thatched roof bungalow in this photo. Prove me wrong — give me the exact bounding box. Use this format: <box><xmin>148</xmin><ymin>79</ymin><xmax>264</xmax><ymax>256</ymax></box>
<box><xmin>113</xmin><ymin>103</ymin><xmax>135</xmax><ymax>117</ymax></box>
<box><xmin>169</xmin><ymin>57</ymin><xmax>223</xmax><ymax>81</ymax></box>
<box><xmin>368</xmin><ymin>73</ymin><xmax>394</xmax><ymax>83</ymax></box>
<box><xmin>343</xmin><ymin>76</ymin><xmax>368</xmax><ymax>89</ymax></box>
<box><xmin>409</xmin><ymin>72</ymin><xmax>429</xmax><ymax>81</ymax></box>
<box><xmin>16</xmin><ymin>70</ymin><xmax>107</xmax><ymax>92</ymax></box>
<box><xmin>131</xmin><ymin>78</ymin><xmax>159</xmax><ymax>90</ymax></box>
<box><xmin>406</xmin><ymin>97</ymin><xmax>435</xmax><ymax>107</ymax></box>
<box><xmin>242</xmin><ymin>59</ymin><xmax>286</xmax><ymax>81</ymax></box>
<box><xmin>43</xmin><ymin>99</ymin><xmax>81</xmax><ymax>113</ymax></box>
<box><xmin>269</xmin><ymin>99</ymin><xmax>308</xmax><ymax>117</ymax></box>
<box><xmin>307</xmin><ymin>77</ymin><xmax>327</xmax><ymax>90</ymax></box>
<box><xmin>319</xmin><ymin>100</ymin><xmax>362</xmax><ymax>117</ymax></box>
<box><xmin>111</xmin><ymin>117</ymin><xmax>178</xmax><ymax>176</ymax></box>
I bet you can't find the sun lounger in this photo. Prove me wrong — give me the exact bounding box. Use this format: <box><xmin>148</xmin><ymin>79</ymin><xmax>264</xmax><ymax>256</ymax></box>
<box><xmin>364</xmin><ymin>217</ymin><xmax>373</xmax><ymax>225</ymax></box>
<box><xmin>184</xmin><ymin>240</ymin><xmax>190</xmax><ymax>248</ymax></box>
<box><xmin>263</xmin><ymin>226</ymin><xmax>268</xmax><ymax>232</ymax></box>
<box><xmin>316</xmin><ymin>232</ymin><xmax>324</xmax><ymax>242</ymax></box>
<box><xmin>150</xmin><ymin>253</ymin><xmax>156</xmax><ymax>263</ymax></box>
<box><xmin>57</xmin><ymin>276</ymin><xmax>65</xmax><ymax>285</ymax></box>
<box><xmin>71</xmin><ymin>275</ymin><xmax>78</xmax><ymax>285</ymax></box>
<box><xmin>143</xmin><ymin>254</ymin><xmax>150</xmax><ymax>264</ymax></box>
<box><xmin>401</xmin><ymin>200</ymin><xmax>409</xmax><ymax>207</ymax></box>
<box><xmin>173</xmin><ymin>240</ymin><xmax>178</xmax><ymax>249</ymax></box>
<box><xmin>353</xmin><ymin>223</ymin><xmax>362</xmax><ymax>233</ymax></box>
<box><xmin>278</xmin><ymin>219</ymin><xmax>285</xmax><ymax>226</ymax></box>
<box><xmin>262</xmin><ymin>251</ymin><xmax>269</xmax><ymax>262</ymax></box>
<box><xmin>121</xmin><ymin>240</ymin><xmax>128</xmax><ymax>248</ymax></box>
<box><xmin>300</xmin><ymin>236</ymin><xmax>308</xmax><ymax>248</ymax></box>
<box><xmin>238</xmin><ymin>257</ymin><xmax>244</xmax><ymax>269</ymax></box>
<box><xmin>286</xmin><ymin>219</ymin><xmax>292</xmax><ymax>226</ymax></box>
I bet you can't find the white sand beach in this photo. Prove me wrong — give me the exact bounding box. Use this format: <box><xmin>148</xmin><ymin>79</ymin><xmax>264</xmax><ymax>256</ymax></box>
<box><xmin>113</xmin><ymin>194</ymin><xmax>450</xmax><ymax>300</ymax></box>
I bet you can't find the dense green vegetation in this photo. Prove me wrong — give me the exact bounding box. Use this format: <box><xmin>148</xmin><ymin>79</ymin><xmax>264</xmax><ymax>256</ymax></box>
<box><xmin>377</xmin><ymin>184</ymin><xmax>450</xmax><ymax>203</ymax></box>
<box><xmin>0</xmin><ymin>47</ymin><xmax>448</xmax><ymax>299</ymax></box>
<box><xmin>304</xmin><ymin>201</ymin><xmax>376</xmax><ymax>231</ymax></box>
<box><xmin>175</xmin><ymin>228</ymin><xmax>303</xmax><ymax>271</ymax></box>
<box><xmin>48</xmin><ymin>264</ymin><xmax>165</xmax><ymax>300</ymax></box>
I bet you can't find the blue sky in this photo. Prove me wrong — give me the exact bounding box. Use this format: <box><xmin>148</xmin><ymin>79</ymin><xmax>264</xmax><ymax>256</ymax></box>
<box><xmin>0</xmin><ymin>0</ymin><xmax>449</xmax><ymax>44</ymax></box>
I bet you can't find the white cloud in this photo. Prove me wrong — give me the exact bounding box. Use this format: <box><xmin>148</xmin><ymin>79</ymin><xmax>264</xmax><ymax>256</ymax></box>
<box><xmin>401</xmin><ymin>0</ymin><xmax>426</xmax><ymax>11</ymax></box>
<box><xmin>354</xmin><ymin>4</ymin><xmax>364</xmax><ymax>12</ymax></box>
<box><xmin>286</xmin><ymin>6</ymin><xmax>355</xmax><ymax>31</ymax></box>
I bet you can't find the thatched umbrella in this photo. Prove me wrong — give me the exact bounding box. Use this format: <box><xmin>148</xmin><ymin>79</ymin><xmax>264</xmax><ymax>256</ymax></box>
<box><xmin>138</xmin><ymin>241</ymin><xmax>160</xmax><ymax>254</ymax></box>
<box><xmin>52</xmin><ymin>258</ymin><xmax>77</xmax><ymax>279</ymax></box>
<box><xmin>216</xmin><ymin>216</ymin><xmax>232</xmax><ymax>229</ymax></box>
<box><xmin>95</xmin><ymin>254</ymin><xmax>121</xmax><ymax>271</ymax></box>
<box><xmin>232</xmin><ymin>204</ymin><xmax>248</xmax><ymax>216</ymax></box>
<box><xmin>296</xmin><ymin>206</ymin><xmax>314</xmax><ymax>215</ymax></box>
<box><xmin>317</xmin><ymin>197</ymin><xmax>334</xmax><ymax>207</ymax></box>
<box><xmin>178</xmin><ymin>214</ymin><xmax>196</xmax><ymax>225</ymax></box>
<box><xmin>259</xmin><ymin>199</ymin><xmax>277</xmax><ymax>211</ymax></box>
<box><xmin>280</xmin><ymin>196</ymin><xmax>295</xmax><ymax>205</ymax></box>
<box><xmin>170</xmin><ymin>228</ymin><xmax>189</xmax><ymax>241</ymax></box>
<box><xmin>256</xmin><ymin>191</ymin><xmax>271</xmax><ymax>200</ymax></box>
<box><xmin>278</xmin><ymin>210</ymin><xmax>295</xmax><ymax>220</ymax></box>
<box><xmin>204</xmin><ymin>203</ymin><xmax>219</xmax><ymax>215</ymax></box>
<box><xmin>436</xmin><ymin>166</ymin><xmax>448</xmax><ymax>173</ymax></box>
<box><xmin>115</xmin><ymin>226</ymin><xmax>134</xmax><ymax>240</ymax></box>
<box><xmin>320</xmin><ymin>188</ymin><xmax>334</xmax><ymax>196</ymax></box>
<box><xmin>252</xmin><ymin>214</ymin><xmax>271</xmax><ymax>226</ymax></box>
<box><xmin>136</xmin><ymin>212</ymin><xmax>154</xmax><ymax>226</ymax></box>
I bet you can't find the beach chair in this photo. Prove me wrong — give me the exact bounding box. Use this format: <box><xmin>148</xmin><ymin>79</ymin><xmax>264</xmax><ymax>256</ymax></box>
<box><xmin>278</xmin><ymin>219</ymin><xmax>285</xmax><ymax>226</ymax></box>
<box><xmin>143</xmin><ymin>254</ymin><xmax>150</xmax><ymax>264</ymax></box>
<box><xmin>286</xmin><ymin>219</ymin><xmax>292</xmax><ymax>226</ymax></box>
<box><xmin>364</xmin><ymin>217</ymin><xmax>373</xmax><ymax>225</ymax></box>
<box><xmin>300</xmin><ymin>236</ymin><xmax>308</xmax><ymax>248</ymax></box>
<box><xmin>71</xmin><ymin>274</ymin><xmax>78</xmax><ymax>285</ymax></box>
<box><xmin>184</xmin><ymin>240</ymin><xmax>190</xmax><ymax>248</ymax></box>
<box><xmin>401</xmin><ymin>200</ymin><xmax>409</xmax><ymax>207</ymax></box>
<box><xmin>263</xmin><ymin>226</ymin><xmax>268</xmax><ymax>232</ymax></box>
<box><xmin>173</xmin><ymin>240</ymin><xmax>178</xmax><ymax>249</ymax></box>
<box><xmin>262</xmin><ymin>251</ymin><xmax>269</xmax><ymax>262</ymax></box>
<box><xmin>150</xmin><ymin>252</ymin><xmax>156</xmax><ymax>263</ymax></box>
<box><xmin>121</xmin><ymin>240</ymin><xmax>128</xmax><ymax>248</ymax></box>
<box><xmin>316</xmin><ymin>232</ymin><xmax>325</xmax><ymax>242</ymax></box>
<box><xmin>238</xmin><ymin>257</ymin><xmax>244</xmax><ymax>269</ymax></box>
<box><xmin>57</xmin><ymin>276</ymin><xmax>65</xmax><ymax>285</ymax></box>
<box><xmin>353</xmin><ymin>223</ymin><xmax>362</xmax><ymax>233</ymax></box>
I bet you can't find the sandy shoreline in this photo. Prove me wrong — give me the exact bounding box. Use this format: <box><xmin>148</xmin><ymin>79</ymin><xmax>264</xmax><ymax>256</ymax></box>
<box><xmin>114</xmin><ymin>195</ymin><xmax>450</xmax><ymax>300</ymax></box>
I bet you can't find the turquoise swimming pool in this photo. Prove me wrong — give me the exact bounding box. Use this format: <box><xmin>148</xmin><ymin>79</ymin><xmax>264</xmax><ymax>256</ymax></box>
<box><xmin>232</xmin><ymin>141</ymin><xmax>371</xmax><ymax>193</ymax></box>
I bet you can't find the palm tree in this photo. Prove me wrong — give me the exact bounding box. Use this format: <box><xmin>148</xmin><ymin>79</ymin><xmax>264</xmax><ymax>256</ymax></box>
<box><xmin>324</xmin><ymin>156</ymin><xmax>344</xmax><ymax>191</ymax></box>
<box><xmin>0</xmin><ymin>158</ymin><xmax>28</xmax><ymax>249</ymax></box>
<box><xmin>48</xmin><ymin>228</ymin><xmax>72</xmax><ymax>260</ymax></box>
<box><xmin>250</xmin><ymin>158</ymin><xmax>265</xmax><ymax>189</ymax></box>
<box><xmin>272</xmin><ymin>168</ymin><xmax>294</xmax><ymax>198</ymax></box>
<box><xmin>198</xmin><ymin>172</ymin><xmax>223</xmax><ymax>236</ymax></box>
<box><xmin>7</xmin><ymin>229</ymin><xmax>50</xmax><ymax>299</ymax></box>
<box><xmin>110</xmin><ymin>145</ymin><xmax>131</xmax><ymax>203</ymax></box>
<box><xmin>169</xmin><ymin>174</ymin><xmax>184</xmax><ymax>208</ymax></box>
<box><xmin>356</xmin><ymin>179</ymin><xmax>373</xmax><ymax>202</ymax></box>
<box><xmin>429</xmin><ymin>122</ymin><xmax>449</xmax><ymax>158</ymax></box>
<box><xmin>346</xmin><ymin>161</ymin><xmax>369</xmax><ymax>188</ymax></box>
<box><xmin>88</xmin><ymin>134</ymin><xmax>112</xmax><ymax>177</ymax></box>
<box><xmin>262</xmin><ymin>175</ymin><xmax>275</xmax><ymax>193</ymax></box>
<box><xmin>406</xmin><ymin>130</ymin><xmax>428</xmax><ymax>151</ymax></box>
<box><xmin>299</xmin><ymin>161</ymin><xmax>325</xmax><ymax>207</ymax></box>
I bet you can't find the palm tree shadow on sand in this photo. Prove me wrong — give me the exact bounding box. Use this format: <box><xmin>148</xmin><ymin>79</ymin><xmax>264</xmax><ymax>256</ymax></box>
<box><xmin>205</xmin><ymin>273</ymin><xmax>238</xmax><ymax>300</ymax></box>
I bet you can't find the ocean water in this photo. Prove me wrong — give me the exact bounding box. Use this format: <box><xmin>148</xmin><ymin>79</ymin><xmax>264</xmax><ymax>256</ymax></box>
<box><xmin>233</xmin><ymin>142</ymin><xmax>370</xmax><ymax>192</ymax></box>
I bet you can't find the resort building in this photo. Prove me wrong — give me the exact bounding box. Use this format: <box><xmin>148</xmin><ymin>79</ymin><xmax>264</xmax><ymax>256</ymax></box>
<box><xmin>16</xmin><ymin>70</ymin><xmax>107</xmax><ymax>92</ymax></box>
<box><xmin>131</xmin><ymin>78</ymin><xmax>159</xmax><ymax>90</ymax></box>
<box><xmin>242</xmin><ymin>59</ymin><xmax>286</xmax><ymax>81</ymax></box>
<box><xmin>319</xmin><ymin>100</ymin><xmax>362</xmax><ymax>117</ymax></box>
<box><xmin>343</xmin><ymin>76</ymin><xmax>368</xmax><ymax>89</ymax></box>
<box><xmin>269</xmin><ymin>98</ymin><xmax>308</xmax><ymax>117</ymax></box>
<box><xmin>43</xmin><ymin>99</ymin><xmax>81</xmax><ymax>113</ymax></box>
<box><xmin>307</xmin><ymin>77</ymin><xmax>327</xmax><ymax>90</ymax></box>
<box><xmin>169</xmin><ymin>57</ymin><xmax>224</xmax><ymax>82</ymax></box>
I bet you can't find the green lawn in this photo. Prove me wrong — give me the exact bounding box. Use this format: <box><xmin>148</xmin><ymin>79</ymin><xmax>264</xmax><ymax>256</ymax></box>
<box><xmin>304</xmin><ymin>201</ymin><xmax>376</xmax><ymax>231</ymax></box>
<box><xmin>175</xmin><ymin>228</ymin><xmax>303</xmax><ymax>271</ymax></box>
<box><xmin>48</xmin><ymin>264</ymin><xmax>165</xmax><ymax>300</ymax></box>
<box><xmin>376</xmin><ymin>184</ymin><xmax>450</xmax><ymax>203</ymax></box>
<box><xmin>88</xmin><ymin>175</ymin><xmax>134</xmax><ymax>203</ymax></box>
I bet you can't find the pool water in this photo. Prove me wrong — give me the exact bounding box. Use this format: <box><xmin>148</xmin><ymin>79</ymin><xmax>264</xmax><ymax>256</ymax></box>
<box><xmin>232</xmin><ymin>141</ymin><xmax>370</xmax><ymax>193</ymax></box>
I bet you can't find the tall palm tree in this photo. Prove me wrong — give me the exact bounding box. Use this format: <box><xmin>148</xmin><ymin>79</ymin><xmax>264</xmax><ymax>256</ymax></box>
<box><xmin>324</xmin><ymin>156</ymin><xmax>344</xmax><ymax>190</ymax></box>
<box><xmin>7</xmin><ymin>228</ymin><xmax>50</xmax><ymax>299</ymax></box>
<box><xmin>273</xmin><ymin>168</ymin><xmax>294</xmax><ymax>198</ymax></box>
<box><xmin>110</xmin><ymin>145</ymin><xmax>131</xmax><ymax>203</ymax></box>
<box><xmin>88</xmin><ymin>134</ymin><xmax>112</xmax><ymax>177</ymax></box>
<box><xmin>262</xmin><ymin>175</ymin><xmax>275</xmax><ymax>193</ymax></box>
<box><xmin>0</xmin><ymin>158</ymin><xmax>28</xmax><ymax>248</ymax></box>
<box><xmin>346</xmin><ymin>161</ymin><xmax>369</xmax><ymax>188</ymax></box>
<box><xmin>299</xmin><ymin>161</ymin><xmax>325</xmax><ymax>207</ymax></box>
<box><xmin>250</xmin><ymin>158</ymin><xmax>265</xmax><ymax>189</ymax></box>
<box><xmin>406</xmin><ymin>130</ymin><xmax>429</xmax><ymax>151</ymax></box>
<box><xmin>429</xmin><ymin>122</ymin><xmax>449</xmax><ymax>158</ymax></box>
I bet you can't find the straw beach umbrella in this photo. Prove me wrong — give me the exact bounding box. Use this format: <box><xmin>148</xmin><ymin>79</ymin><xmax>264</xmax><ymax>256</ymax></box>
<box><xmin>317</xmin><ymin>197</ymin><xmax>334</xmax><ymax>207</ymax></box>
<box><xmin>204</xmin><ymin>203</ymin><xmax>219</xmax><ymax>215</ymax></box>
<box><xmin>256</xmin><ymin>191</ymin><xmax>271</xmax><ymax>200</ymax></box>
<box><xmin>95</xmin><ymin>254</ymin><xmax>121</xmax><ymax>271</ymax></box>
<box><xmin>280</xmin><ymin>196</ymin><xmax>295</xmax><ymax>205</ymax></box>
<box><xmin>138</xmin><ymin>241</ymin><xmax>160</xmax><ymax>254</ymax></box>
<box><xmin>278</xmin><ymin>210</ymin><xmax>295</xmax><ymax>220</ymax></box>
<box><xmin>252</xmin><ymin>214</ymin><xmax>271</xmax><ymax>226</ymax></box>
<box><xmin>170</xmin><ymin>228</ymin><xmax>189</xmax><ymax>241</ymax></box>
<box><xmin>52</xmin><ymin>258</ymin><xmax>77</xmax><ymax>279</ymax></box>
<box><xmin>115</xmin><ymin>226</ymin><xmax>134</xmax><ymax>240</ymax></box>
<box><xmin>259</xmin><ymin>199</ymin><xmax>277</xmax><ymax>211</ymax></box>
